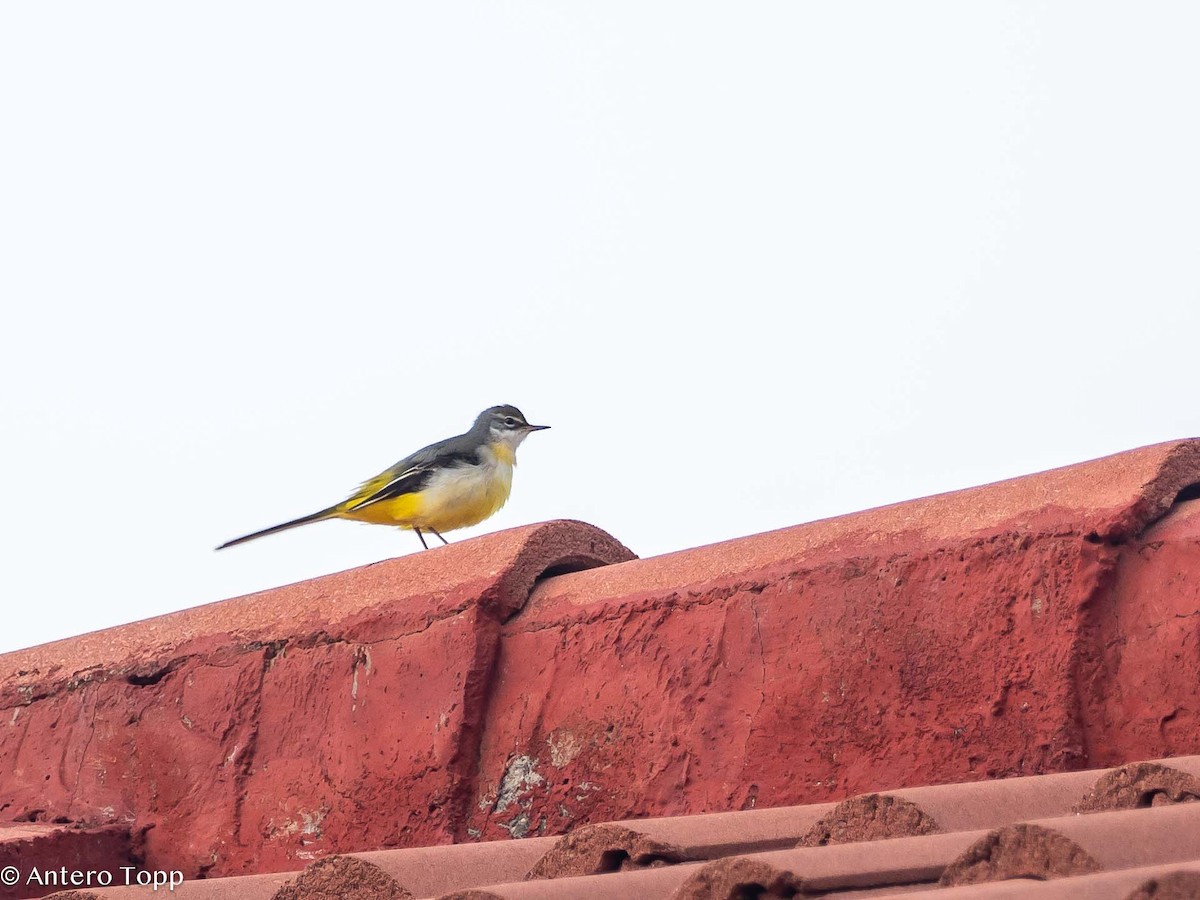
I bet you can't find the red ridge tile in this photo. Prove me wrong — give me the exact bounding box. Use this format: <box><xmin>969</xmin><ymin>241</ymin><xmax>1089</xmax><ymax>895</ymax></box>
<box><xmin>0</xmin><ymin>523</ymin><xmax>633</xmax><ymax>880</ymax></box>
<box><xmin>470</xmin><ymin>444</ymin><xmax>1200</xmax><ymax>838</ymax></box>
<box><xmin>13</xmin><ymin>443</ymin><xmax>1200</xmax><ymax>892</ymax></box>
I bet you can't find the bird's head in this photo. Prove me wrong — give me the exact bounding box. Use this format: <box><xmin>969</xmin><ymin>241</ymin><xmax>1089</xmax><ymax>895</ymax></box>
<box><xmin>478</xmin><ymin>405</ymin><xmax>550</xmax><ymax>452</ymax></box>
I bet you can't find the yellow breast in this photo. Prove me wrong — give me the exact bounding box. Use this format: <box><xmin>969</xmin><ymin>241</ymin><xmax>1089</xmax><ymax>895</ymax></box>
<box><xmin>418</xmin><ymin>459</ymin><xmax>513</xmax><ymax>531</ymax></box>
<box><xmin>341</xmin><ymin>447</ymin><xmax>514</xmax><ymax>533</ymax></box>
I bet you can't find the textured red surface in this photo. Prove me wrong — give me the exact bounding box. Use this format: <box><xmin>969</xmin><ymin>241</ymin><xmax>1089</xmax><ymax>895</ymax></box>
<box><xmin>467</xmin><ymin>441</ymin><xmax>1200</xmax><ymax>837</ymax></box>
<box><xmin>0</xmin><ymin>521</ymin><xmax>633</xmax><ymax>879</ymax></box>
<box><xmin>1078</xmin><ymin>497</ymin><xmax>1200</xmax><ymax>765</ymax></box>
<box><xmin>4</xmin><ymin>441</ymin><xmax>1200</xmax><ymax>883</ymax></box>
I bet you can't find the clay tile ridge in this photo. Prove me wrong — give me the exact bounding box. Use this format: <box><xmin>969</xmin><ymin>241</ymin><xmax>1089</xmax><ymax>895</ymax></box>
<box><xmin>1075</xmin><ymin>758</ymin><xmax>1200</xmax><ymax>812</ymax></box>
<box><xmin>526</xmin><ymin>803</ymin><xmax>839</xmax><ymax>878</ymax></box>
<box><xmin>940</xmin><ymin>802</ymin><xmax>1200</xmax><ymax>886</ymax></box>
<box><xmin>670</xmin><ymin>802</ymin><xmax>1200</xmax><ymax>899</ymax></box>
<box><xmin>671</xmin><ymin>829</ymin><xmax>986</xmax><ymax>899</ymax></box>
<box><xmin>0</xmin><ymin>519</ymin><xmax>634</xmax><ymax>694</ymax></box>
<box><xmin>269</xmin><ymin>855</ymin><xmax>412</xmax><ymax>900</ymax></box>
<box><xmin>799</xmin><ymin>756</ymin><xmax>1200</xmax><ymax>845</ymax></box>
<box><xmin>527</xmin><ymin>439</ymin><xmax>1200</xmax><ymax>605</ymax></box>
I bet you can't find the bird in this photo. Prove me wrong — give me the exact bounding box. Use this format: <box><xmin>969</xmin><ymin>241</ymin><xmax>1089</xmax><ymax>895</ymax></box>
<box><xmin>217</xmin><ymin>405</ymin><xmax>549</xmax><ymax>551</ymax></box>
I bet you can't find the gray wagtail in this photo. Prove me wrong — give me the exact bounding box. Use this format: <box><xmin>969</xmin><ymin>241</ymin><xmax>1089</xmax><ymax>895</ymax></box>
<box><xmin>217</xmin><ymin>405</ymin><xmax>549</xmax><ymax>550</ymax></box>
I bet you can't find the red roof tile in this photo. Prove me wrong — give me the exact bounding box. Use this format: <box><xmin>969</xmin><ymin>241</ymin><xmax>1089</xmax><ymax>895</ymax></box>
<box><xmin>525</xmin><ymin>804</ymin><xmax>838</xmax><ymax>877</ymax></box>
<box><xmin>798</xmin><ymin>767</ymin><xmax>1102</xmax><ymax>844</ymax></box>
<box><xmin>940</xmin><ymin>804</ymin><xmax>1200</xmax><ymax>886</ymax></box>
<box><xmin>469</xmin><ymin>442</ymin><xmax>1200</xmax><ymax>839</ymax></box>
<box><xmin>7</xmin><ymin>441</ymin><xmax>1200</xmax><ymax>898</ymax></box>
<box><xmin>866</xmin><ymin>862</ymin><xmax>1200</xmax><ymax>899</ymax></box>
<box><xmin>38</xmin><ymin>758</ymin><xmax>1200</xmax><ymax>900</ymax></box>
<box><xmin>0</xmin><ymin>522</ymin><xmax>633</xmax><ymax>880</ymax></box>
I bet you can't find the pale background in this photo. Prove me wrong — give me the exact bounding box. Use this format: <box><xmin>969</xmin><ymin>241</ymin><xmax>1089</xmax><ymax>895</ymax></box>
<box><xmin>2</xmin><ymin>4</ymin><xmax>1197</xmax><ymax>654</ymax></box>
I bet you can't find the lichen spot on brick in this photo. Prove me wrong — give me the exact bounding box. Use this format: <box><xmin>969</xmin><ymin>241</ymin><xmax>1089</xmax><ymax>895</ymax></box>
<box><xmin>494</xmin><ymin>755</ymin><xmax>544</xmax><ymax>813</ymax></box>
<box><xmin>547</xmin><ymin>730</ymin><xmax>583</xmax><ymax>767</ymax></box>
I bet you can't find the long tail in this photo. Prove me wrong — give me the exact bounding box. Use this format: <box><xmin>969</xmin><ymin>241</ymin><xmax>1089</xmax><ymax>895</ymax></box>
<box><xmin>216</xmin><ymin>507</ymin><xmax>338</xmax><ymax>550</ymax></box>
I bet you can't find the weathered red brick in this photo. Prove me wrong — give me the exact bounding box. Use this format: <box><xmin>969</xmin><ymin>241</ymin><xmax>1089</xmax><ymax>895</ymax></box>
<box><xmin>466</xmin><ymin>441</ymin><xmax>1200</xmax><ymax>837</ymax></box>
<box><xmin>6</xmin><ymin>441</ymin><xmax>1200</xmax><ymax>882</ymax></box>
<box><xmin>0</xmin><ymin>522</ymin><xmax>633</xmax><ymax>879</ymax></box>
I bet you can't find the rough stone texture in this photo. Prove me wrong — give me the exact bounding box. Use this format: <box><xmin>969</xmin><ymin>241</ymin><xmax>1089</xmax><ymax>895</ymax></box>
<box><xmin>466</xmin><ymin>442</ymin><xmax>1200</xmax><ymax>839</ymax></box>
<box><xmin>939</xmin><ymin>824</ymin><xmax>1102</xmax><ymax>885</ymax></box>
<box><xmin>270</xmin><ymin>856</ymin><xmax>411</xmax><ymax>900</ymax></box>
<box><xmin>798</xmin><ymin>795</ymin><xmax>940</xmax><ymax>846</ymax></box>
<box><xmin>0</xmin><ymin>825</ymin><xmax>131</xmax><ymax>900</ymax></box>
<box><xmin>0</xmin><ymin>522</ymin><xmax>633</xmax><ymax>880</ymax></box>
<box><xmin>1077</xmin><ymin>496</ymin><xmax>1200</xmax><ymax>767</ymax></box>
<box><xmin>1075</xmin><ymin>762</ymin><xmax>1200</xmax><ymax>812</ymax></box>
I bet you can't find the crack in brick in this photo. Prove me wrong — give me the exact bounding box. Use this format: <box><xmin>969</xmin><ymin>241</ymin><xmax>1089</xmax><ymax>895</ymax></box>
<box><xmin>228</xmin><ymin>647</ymin><xmax>272</xmax><ymax>866</ymax></box>
<box><xmin>67</xmin><ymin>688</ymin><xmax>100</xmax><ymax>820</ymax></box>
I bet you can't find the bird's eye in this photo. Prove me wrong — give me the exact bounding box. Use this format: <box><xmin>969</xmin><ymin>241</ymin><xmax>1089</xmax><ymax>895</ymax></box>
<box><xmin>503</xmin><ymin>416</ymin><xmax>519</xmax><ymax>427</ymax></box>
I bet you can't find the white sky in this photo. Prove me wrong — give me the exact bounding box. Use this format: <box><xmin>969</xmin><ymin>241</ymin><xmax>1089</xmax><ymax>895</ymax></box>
<box><xmin>2</xmin><ymin>4</ymin><xmax>1198</xmax><ymax>654</ymax></box>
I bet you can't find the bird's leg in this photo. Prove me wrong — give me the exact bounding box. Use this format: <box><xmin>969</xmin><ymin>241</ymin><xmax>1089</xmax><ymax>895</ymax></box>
<box><xmin>414</xmin><ymin>527</ymin><xmax>429</xmax><ymax>550</ymax></box>
<box><xmin>430</xmin><ymin>528</ymin><xmax>449</xmax><ymax>546</ymax></box>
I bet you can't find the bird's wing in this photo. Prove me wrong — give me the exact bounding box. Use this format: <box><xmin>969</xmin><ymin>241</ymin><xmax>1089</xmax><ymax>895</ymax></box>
<box><xmin>341</xmin><ymin>435</ymin><xmax>478</xmax><ymax>513</ymax></box>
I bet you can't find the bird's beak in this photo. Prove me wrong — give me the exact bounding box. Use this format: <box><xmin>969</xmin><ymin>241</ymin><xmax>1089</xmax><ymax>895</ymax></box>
<box><xmin>527</xmin><ymin>424</ymin><xmax>551</xmax><ymax>431</ymax></box>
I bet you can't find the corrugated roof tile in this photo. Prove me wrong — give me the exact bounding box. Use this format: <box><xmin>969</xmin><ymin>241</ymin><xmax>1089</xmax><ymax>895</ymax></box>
<box><xmin>880</xmin><ymin>861</ymin><xmax>1200</xmax><ymax>899</ymax></box>
<box><xmin>1076</xmin><ymin>759</ymin><xmax>1200</xmax><ymax>812</ymax></box>
<box><xmin>525</xmin><ymin>804</ymin><xmax>837</xmax><ymax>878</ymax></box>
<box><xmin>940</xmin><ymin>804</ymin><xmax>1200</xmax><ymax>886</ymax></box>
